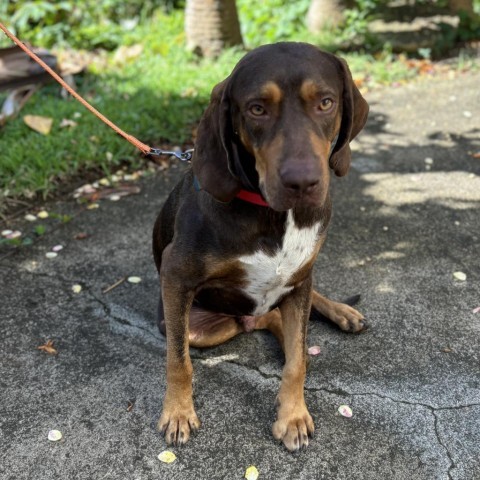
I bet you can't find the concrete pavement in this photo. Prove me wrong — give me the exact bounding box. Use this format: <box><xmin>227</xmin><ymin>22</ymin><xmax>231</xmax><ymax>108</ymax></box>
<box><xmin>1</xmin><ymin>69</ymin><xmax>479</xmax><ymax>479</ymax></box>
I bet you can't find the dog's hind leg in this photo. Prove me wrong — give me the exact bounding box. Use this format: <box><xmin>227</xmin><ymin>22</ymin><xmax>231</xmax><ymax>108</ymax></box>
<box><xmin>158</xmin><ymin>299</ymin><xmax>286</xmax><ymax>348</ymax></box>
<box><xmin>311</xmin><ymin>290</ymin><xmax>367</xmax><ymax>333</ymax></box>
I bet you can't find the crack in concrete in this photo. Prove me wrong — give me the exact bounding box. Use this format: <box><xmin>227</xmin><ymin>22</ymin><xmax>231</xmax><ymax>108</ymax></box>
<box><xmin>433</xmin><ymin>410</ymin><xmax>455</xmax><ymax>480</ymax></box>
<box><xmin>215</xmin><ymin>359</ymin><xmax>478</xmax><ymax>479</ymax></box>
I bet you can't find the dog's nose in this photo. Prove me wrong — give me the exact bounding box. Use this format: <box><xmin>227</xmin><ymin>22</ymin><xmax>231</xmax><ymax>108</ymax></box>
<box><xmin>280</xmin><ymin>165</ymin><xmax>320</xmax><ymax>193</ymax></box>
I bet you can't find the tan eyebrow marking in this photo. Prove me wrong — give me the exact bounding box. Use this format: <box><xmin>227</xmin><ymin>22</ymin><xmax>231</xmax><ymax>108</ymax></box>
<box><xmin>300</xmin><ymin>79</ymin><xmax>319</xmax><ymax>101</ymax></box>
<box><xmin>260</xmin><ymin>81</ymin><xmax>283</xmax><ymax>103</ymax></box>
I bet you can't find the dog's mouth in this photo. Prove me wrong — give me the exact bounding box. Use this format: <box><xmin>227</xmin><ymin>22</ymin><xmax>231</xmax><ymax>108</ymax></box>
<box><xmin>260</xmin><ymin>182</ymin><xmax>326</xmax><ymax>212</ymax></box>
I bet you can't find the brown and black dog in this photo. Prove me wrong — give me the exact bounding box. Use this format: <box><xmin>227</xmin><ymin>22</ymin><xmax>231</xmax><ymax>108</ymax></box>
<box><xmin>152</xmin><ymin>42</ymin><xmax>369</xmax><ymax>451</ymax></box>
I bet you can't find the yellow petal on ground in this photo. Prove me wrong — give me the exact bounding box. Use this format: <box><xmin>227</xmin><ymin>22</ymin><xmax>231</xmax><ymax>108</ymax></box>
<box><xmin>25</xmin><ymin>214</ymin><xmax>37</xmax><ymax>222</ymax></box>
<box><xmin>98</xmin><ymin>178</ymin><xmax>110</xmax><ymax>186</ymax></box>
<box><xmin>86</xmin><ymin>203</ymin><xmax>99</xmax><ymax>210</ymax></box>
<box><xmin>72</xmin><ymin>284</ymin><xmax>82</xmax><ymax>294</ymax></box>
<box><xmin>338</xmin><ymin>405</ymin><xmax>353</xmax><ymax>418</ymax></box>
<box><xmin>23</xmin><ymin>115</ymin><xmax>53</xmax><ymax>135</ymax></box>
<box><xmin>127</xmin><ymin>276</ymin><xmax>142</xmax><ymax>284</ymax></box>
<box><xmin>245</xmin><ymin>465</ymin><xmax>259</xmax><ymax>480</ymax></box>
<box><xmin>453</xmin><ymin>271</ymin><xmax>467</xmax><ymax>281</ymax></box>
<box><xmin>48</xmin><ymin>429</ymin><xmax>63</xmax><ymax>442</ymax></box>
<box><xmin>157</xmin><ymin>450</ymin><xmax>176</xmax><ymax>463</ymax></box>
<box><xmin>37</xmin><ymin>210</ymin><xmax>49</xmax><ymax>219</ymax></box>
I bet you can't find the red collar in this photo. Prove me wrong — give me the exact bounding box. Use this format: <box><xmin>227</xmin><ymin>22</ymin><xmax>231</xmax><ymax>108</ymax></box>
<box><xmin>236</xmin><ymin>189</ymin><xmax>270</xmax><ymax>207</ymax></box>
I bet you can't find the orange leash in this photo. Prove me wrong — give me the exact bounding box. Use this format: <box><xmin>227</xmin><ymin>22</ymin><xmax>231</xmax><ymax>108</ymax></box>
<box><xmin>0</xmin><ymin>21</ymin><xmax>193</xmax><ymax>160</ymax></box>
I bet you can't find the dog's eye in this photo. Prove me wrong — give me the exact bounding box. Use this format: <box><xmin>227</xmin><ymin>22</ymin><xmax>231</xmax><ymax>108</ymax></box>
<box><xmin>317</xmin><ymin>98</ymin><xmax>334</xmax><ymax>111</ymax></box>
<box><xmin>249</xmin><ymin>104</ymin><xmax>266</xmax><ymax>116</ymax></box>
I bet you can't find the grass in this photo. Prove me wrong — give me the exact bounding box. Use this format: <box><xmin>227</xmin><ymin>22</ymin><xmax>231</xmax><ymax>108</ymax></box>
<box><xmin>0</xmin><ymin>7</ymin><xmax>478</xmax><ymax>207</ymax></box>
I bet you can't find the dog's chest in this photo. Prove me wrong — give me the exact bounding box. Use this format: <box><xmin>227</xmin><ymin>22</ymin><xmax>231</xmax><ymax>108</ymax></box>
<box><xmin>238</xmin><ymin>211</ymin><xmax>321</xmax><ymax>316</ymax></box>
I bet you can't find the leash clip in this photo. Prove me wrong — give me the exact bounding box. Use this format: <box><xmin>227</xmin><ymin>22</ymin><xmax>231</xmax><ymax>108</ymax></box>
<box><xmin>149</xmin><ymin>147</ymin><xmax>194</xmax><ymax>162</ymax></box>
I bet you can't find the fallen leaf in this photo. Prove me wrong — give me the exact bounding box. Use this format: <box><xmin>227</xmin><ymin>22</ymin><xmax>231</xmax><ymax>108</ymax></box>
<box><xmin>338</xmin><ymin>405</ymin><xmax>353</xmax><ymax>418</ymax></box>
<box><xmin>157</xmin><ymin>451</ymin><xmax>176</xmax><ymax>464</ymax></box>
<box><xmin>441</xmin><ymin>347</ymin><xmax>453</xmax><ymax>353</ymax></box>
<box><xmin>34</xmin><ymin>225</ymin><xmax>46</xmax><ymax>236</ymax></box>
<box><xmin>24</xmin><ymin>115</ymin><xmax>53</xmax><ymax>135</ymax></box>
<box><xmin>127</xmin><ymin>400</ymin><xmax>135</xmax><ymax>412</ymax></box>
<box><xmin>48</xmin><ymin>429</ymin><xmax>62</xmax><ymax>442</ymax></box>
<box><xmin>38</xmin><ymin>340</ymin><xmax>58</xmax><ymax>355</ymax></box>
<box><xmin>74</xmin><ymin>232</ymin><xmax>89</xmax><ymax>240</ymax></box>
<box><xmin>245</xmin><ymin>465</ymin><xmax>259</xmax><ymax>480</ymax></box>
<box><xmin>308</xmin><ymin>345</ymin><xmax>321</xmax><ymax>356</ymax></box>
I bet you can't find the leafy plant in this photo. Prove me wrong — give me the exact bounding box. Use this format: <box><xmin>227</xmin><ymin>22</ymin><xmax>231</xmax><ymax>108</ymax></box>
<box><xmin>2</xmin><ymin>0</ymin><xmax>183</xmax><ymax>49</ymax></box>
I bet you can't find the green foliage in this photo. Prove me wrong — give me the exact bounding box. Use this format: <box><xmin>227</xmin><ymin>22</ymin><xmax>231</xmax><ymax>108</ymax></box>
<box><xmin>0</xmin><ymin>9</ymin><xmax>242</xmax><ymax>200</ymax></box>
<box><xmin>237</xmin><ymin>0</ymin><xmax>310</xmax><ymax>47</ymax></box>
<box><xmin>1</xmin><ymin>1</ymin><xmax>478</xmax><ymax>204</ymax></box>
<box><xmin>1</xmin><ymin>0</ymin><xmax>183</xmax><ymax>49</ymax></box>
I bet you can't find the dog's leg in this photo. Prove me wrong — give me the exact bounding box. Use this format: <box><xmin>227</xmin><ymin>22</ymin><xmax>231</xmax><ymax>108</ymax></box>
<box><xmin>273</xmin><ymin>277</ymin><xmax>314</xmax><ymax>451</ymax></box>
<box><xmin>255</xmin><ymin>309</ymin><xmax>284</xmax><ymax>351</ymax></box>
<box><xmin>157</xmin><ymin>248</ymin><xmax>200</xmax><ymax>445</ymax></box>
<box><xmin>311</xmin><ymin>290</ymin><xmax>366</xmax><ymax>333</ymax></box>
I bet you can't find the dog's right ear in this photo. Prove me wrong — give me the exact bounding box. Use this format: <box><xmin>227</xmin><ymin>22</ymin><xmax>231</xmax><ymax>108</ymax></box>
<box><xmin>192</xmin><ymin>79</ymin><xmax>242</xmax><ymax>202</ymax></box>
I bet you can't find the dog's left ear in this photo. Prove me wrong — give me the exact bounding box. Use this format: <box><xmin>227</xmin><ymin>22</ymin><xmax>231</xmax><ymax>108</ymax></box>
<box><xmin>329</xmin><ymin>57</ymin><xmax>369</xmax><ymax>177</ymax></box>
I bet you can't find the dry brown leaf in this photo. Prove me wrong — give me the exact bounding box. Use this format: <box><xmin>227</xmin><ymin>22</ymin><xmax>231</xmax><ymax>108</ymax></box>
<box><xmin>24</xmin><ymin>115</ymin><xmax>53</xmax><ymax>135</ymax></box>
<box><xmin>37</xmin><ymin>339</ymin><xmax>58</xmax><ymax>355</ymax></box>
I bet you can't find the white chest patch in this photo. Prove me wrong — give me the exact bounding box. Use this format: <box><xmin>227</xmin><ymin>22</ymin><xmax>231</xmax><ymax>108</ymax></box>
<box><xmin>239</xmin><ymin>210</ymin><xmax>321</xmax><ymax>316</ymax></box>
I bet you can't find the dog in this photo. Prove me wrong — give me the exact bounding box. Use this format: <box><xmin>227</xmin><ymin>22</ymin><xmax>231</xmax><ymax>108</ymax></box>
<box><xmin>152</xmin><ymin>42</ymin><xmax>369</xmax><ymax>451</ymax></box>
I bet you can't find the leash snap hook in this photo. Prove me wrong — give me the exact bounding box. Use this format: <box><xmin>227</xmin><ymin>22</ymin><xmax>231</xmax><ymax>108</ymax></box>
<box><xmin>149</xmin><ymin>147</ymin><xmax>194</xmax><ymax>162</ymax></box>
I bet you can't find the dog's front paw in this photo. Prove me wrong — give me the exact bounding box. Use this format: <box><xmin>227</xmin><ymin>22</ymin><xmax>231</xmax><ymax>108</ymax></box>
<box><xmin>158</xmin><ymin>402</ymin><xmax>200</xmax><ymax>445</ymax></box>
<box><xmin>272</xmin><ymin>403</ymin><xmax>314</xmax><ymax>451</ymax></box>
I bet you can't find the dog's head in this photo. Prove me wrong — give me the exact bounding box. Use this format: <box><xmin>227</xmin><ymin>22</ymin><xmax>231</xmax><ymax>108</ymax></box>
<box><xmin>192</xmin><ymin>42</ymin><xmax>369</xmax><ymax>211</ymax></box>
